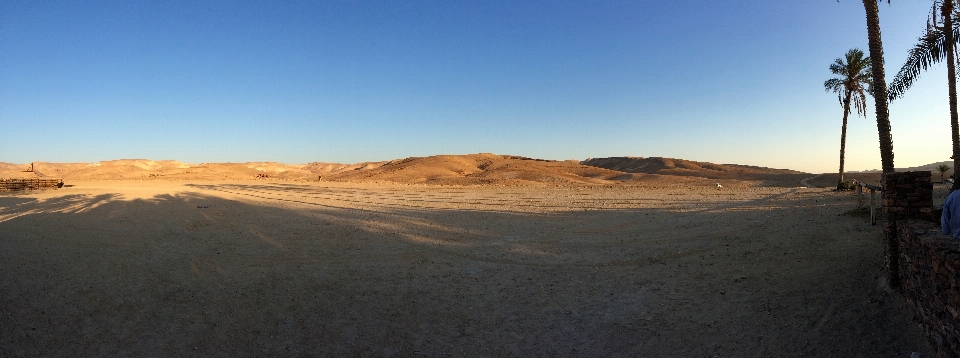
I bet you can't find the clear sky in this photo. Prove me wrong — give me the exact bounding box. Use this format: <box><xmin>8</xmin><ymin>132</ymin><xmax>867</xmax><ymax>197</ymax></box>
<box><xmin>0</xmin><ymin>1</ymin><xmax>952</xmax><ymax>173</ymax></box>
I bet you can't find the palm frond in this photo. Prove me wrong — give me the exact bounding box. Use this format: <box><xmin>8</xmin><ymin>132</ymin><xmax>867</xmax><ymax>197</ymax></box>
<box><xmin>888</xmin><ymin>28</ymin><xmax>948</xmax><ymax>100</ymax></box>
<box><xmin>852</xmin><ymin>87</ymin><xmax>869</xmax><ymax>117</ymax></box>
<box><xmin>823</xmin><ymin>78</ymin><xmax>843</xmax><ymax>92</ymax></box>
<box><xmin>888</xmin><ymin>5</ymin><xmax>960</xmax><ymax>101</ymax></box>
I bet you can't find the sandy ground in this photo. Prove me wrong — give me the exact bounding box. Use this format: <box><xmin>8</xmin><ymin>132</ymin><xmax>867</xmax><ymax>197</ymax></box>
<box><xmin>0</xmin><ymin>180</ymin><xmax>936</xmax><ymax>356</ymax></box>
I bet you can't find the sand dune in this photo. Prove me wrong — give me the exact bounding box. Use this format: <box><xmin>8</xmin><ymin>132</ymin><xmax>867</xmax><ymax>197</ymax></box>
<box><xmin>0</xmin><ymin>162</ymin><xmax>89</xmax><ymax>179</ymax></box>
<box><xmin>0</xmin><ymin>162</ymin><xmax>36</xmax><ymax>179</ymax></box>
<box><xmin>581</xmin><ymin>156</ymin><xmax>811</xmax><ymax>187</ymax></box>
<box><xmin>301</xmin><ymin>161</ymin><xmax>389</xmax><ymax>175</ymax></box>
<box><xmin>582</xmin><ymin>156</ymin><xmax>803</xmax><ymax>178</ymax></box>
<box><xmin>0</xmin><ymin>154</ymin><xmax>859</xmax><ymax>187</ymax></box>
<box><xmin>0</xmin><ymin>160</ymin><xmax>313</xmax><ymax>181</ymax></box>
<box><xmin>318</xmin><ymin>153</ymin><xmax>730</xmax><ymax>186</ymax></box>
<box><xmin>185</xmin><ymin>162</ymin><xmax>310</xmax><ymax>180</ymax></box>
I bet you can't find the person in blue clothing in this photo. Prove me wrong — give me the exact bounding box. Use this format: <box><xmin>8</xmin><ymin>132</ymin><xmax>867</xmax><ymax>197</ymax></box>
<box><xmin>942</xmin><ymin>189</ymin><xmax>960</xmax><ymax>241</ymax></box>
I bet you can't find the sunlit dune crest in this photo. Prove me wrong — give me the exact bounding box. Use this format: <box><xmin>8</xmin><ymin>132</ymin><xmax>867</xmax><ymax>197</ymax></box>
<box><xmin>0</xmin><ymin>153</ymin><xmax>830</xmax><ymax>188</ymax></box>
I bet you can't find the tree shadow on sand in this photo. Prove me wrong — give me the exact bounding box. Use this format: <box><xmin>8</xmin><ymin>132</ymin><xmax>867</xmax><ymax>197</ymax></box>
<box><xmin>0</xmin><ymin>185</ymin><xmax>932</xmax><ymax>357</ymax></box>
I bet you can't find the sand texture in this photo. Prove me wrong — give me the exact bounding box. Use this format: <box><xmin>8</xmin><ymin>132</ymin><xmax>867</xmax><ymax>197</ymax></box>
<box><xmin>0</xmin><ymin>179</ymin><xmax>937</xmax><ymax>356</ymax></box>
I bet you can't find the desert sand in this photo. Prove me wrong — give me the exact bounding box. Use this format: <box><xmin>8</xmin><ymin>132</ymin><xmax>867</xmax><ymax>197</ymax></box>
<box><xmin>0</xmin><ymin>174</ymin><xmax>941</xmax><ymax>356</ymax></box>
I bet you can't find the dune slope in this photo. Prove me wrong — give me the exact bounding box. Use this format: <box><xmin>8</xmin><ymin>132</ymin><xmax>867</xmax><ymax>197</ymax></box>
<box><xmin>324</xmin><ymin>153</ymin><xmax>671</xmax><ymax>185</ymax></box>
<box><xmin>582</xmin><ymin>157</ymin><xmax>809</xmax><ymax>186</ymax></box>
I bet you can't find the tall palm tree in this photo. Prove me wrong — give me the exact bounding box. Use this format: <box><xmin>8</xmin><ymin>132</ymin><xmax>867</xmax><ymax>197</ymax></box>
<box><xmin>889</xmin><ymin>0</ymin><xmax>960</xmax><ymax>190</ymax></box>
<box><xmin>825</xmin><ymin>49</ymin><xmax>872</xmax><ymax>190</ymax></box>
<box><xmin>863</xmin><ymin>0</ymin><xmax>896</xmax><ymax>173</ymax></box>
<box><xmin>862</xmin><ymin>0</ymin><xmax>901</xmax><ymax>290</ymax></box>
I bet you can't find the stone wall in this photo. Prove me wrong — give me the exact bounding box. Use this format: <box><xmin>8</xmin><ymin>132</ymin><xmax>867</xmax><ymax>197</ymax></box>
<box><xmin>887</xmin><ymin>171</ymin><xmax>960</xmax><ymax>357</ymax></box>
<box><xmin>884</xmin><ymin>171</ymin><xmax>935</xmax><ymax>221</ymax></box>
<box><xmin>898</xmin><ymin>220</ymin><xmax>960</xmax><ymax>358</ymax></box>
<box><xmin>883</xmin><ymin>171</ymin><xmax>934</xmax><ymax>288</ymax></box>
<box><xmin>0</xmin><ymin>178</ymin><xmax>63</xmax><ymax>192</ymax></box>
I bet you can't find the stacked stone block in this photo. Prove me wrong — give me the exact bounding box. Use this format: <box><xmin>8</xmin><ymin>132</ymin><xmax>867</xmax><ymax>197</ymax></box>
<box><xmin>883</xmin><ymin>171</ymin><xmax>934</xmax><ymax>288</ymax></box>
<box><xmin>0</xmin><ymin>178</ymin><xmax>63</xmax><ymax>191</ymax></box>
<box><xmin>898</xmin><ymin>220</ymin><xmax>960</xmax><ymax>358</ymax></box>
<box><xmin>885</xmin><ymin>171</ymin><xmax>960</xmax><ymax>357</ymax></box>
<box><xmin>883</xmin><ymin>171</ymin><xmax>934</xmax><ymax>221</ymax></box>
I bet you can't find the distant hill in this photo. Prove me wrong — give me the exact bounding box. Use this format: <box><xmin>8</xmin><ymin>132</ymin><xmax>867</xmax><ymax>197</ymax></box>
<box><xmin>580</xmin><ymin>157</ymin><xmax>808</xmax><ymax>185</ymax></box>
<box><xmin>847</xmin><ymin>161</ymin><xmax>956</xmax><ymax>174</ymax></box>
<box><xmin>0</xmin><ymin>154</ymin><xmax>818</xmax><ymax>187</ymax></box>
<box><xmin>803</xmin><ymin>160</ymin><xmax>958</xmax><ymax>188</ymax></box>
<box><xmin>0</xmin><ymin>160</ymin><xmax>313</xmax><ymax>180</ymax></box>
<box><xmin>301</xmin><ymin>161</ymin><xmax>389</xmax><ymax>175</ymax></box>
<box><xmin>897</xmin><ymin>161</ymin><xmax>953</xmax><ymax>173</ymax></box>
<box><xmin>321</xmin><ymin>153</ymin><xmax>684</xmax><ymax>185</ymax></box>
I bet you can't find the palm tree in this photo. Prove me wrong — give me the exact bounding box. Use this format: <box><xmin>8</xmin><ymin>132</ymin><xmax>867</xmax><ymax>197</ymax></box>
<box><xmin>862</xmin><ymin>0</ymin><xmax>896</xmax><ymax>173</ymax></box>
<box><xmin>862</xmin><ymin>0</ymin><xmax>899</xmax><ymax>289</ymax></box>
<box><xmin>825</xmin><ymin>49</ymin><xmax>872</xmax><ymax>190</ymax></box>
<box><xmin>938</xmin><ymin>163</ymin><xmax>951</xmax><ymax>182</ymax></box>
<box><xmin>889</xmin><ymin>0</ymin><xmax>960</xmax><ymax>190</ymax></box>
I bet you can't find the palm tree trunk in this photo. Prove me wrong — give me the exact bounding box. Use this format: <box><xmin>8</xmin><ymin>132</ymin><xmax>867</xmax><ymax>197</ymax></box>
<box><xmin>863</xmin><ymin>0</ymin><xmax>895</xmax><ymax>173</ymax></box>
<box><xmin>944</xmin><ymin>0</ymin><xmax>960</xmax><ymax>191</ymax></box>
<box><xmin>839</xmin><ymin>94</ymin><xmax>852</xmax><ymax>189</ymax></box>
<box><xmin>863</xmin><ymin>0</ymin><xmax>899</xmax><ymax>290</ymax></box>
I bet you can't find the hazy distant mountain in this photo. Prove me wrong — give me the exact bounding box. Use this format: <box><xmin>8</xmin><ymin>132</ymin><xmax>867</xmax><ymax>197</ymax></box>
<box><xmin>848</xmin><ymin>161</ymin><xmax>954</xmax><ymax>174</ymax></box>
<box><xmin>897</xmin><ymin>161</ymin><xmax>954</xmax><ymax>173</ymax></box>
<box><xmin>580</xmin><ymin>157</ymin><xmax>806</xmax><ymax>179</ymax></box>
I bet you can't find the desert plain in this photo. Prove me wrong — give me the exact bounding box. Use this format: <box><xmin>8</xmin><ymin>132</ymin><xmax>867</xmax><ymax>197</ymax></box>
<box><xmin>0</xmin><ymin>155</ymin><xmax>949</xmax><ymax>356</ymax></box>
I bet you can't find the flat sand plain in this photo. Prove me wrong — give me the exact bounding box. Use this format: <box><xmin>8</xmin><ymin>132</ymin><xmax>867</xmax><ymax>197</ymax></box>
<box><xmin>0</xmin><ymin>180</ymin><xmax>938</xmax><ymax>356</ymax></box>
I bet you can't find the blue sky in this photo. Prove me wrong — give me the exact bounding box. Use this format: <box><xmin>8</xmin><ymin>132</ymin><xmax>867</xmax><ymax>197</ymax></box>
<box><xmin>0</xmin><ymin>1</ymin><xmax>951</xmax><ymax>173</ymax></box>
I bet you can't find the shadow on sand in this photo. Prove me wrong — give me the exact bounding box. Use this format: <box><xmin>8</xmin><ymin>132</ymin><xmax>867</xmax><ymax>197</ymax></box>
<box><xmin>0</xmin><ymin>184</ymin><xmax>931</xmax><ymax>356</ymax></box>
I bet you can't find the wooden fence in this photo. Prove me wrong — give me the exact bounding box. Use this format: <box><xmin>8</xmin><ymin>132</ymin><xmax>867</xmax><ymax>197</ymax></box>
<box><xmin>0</xmin><ymin>178</ymin><xmax>64</xmax><ymax>192</ymax></box>
<box><xmin>852</xmin><ymin>179</ymin><xmax>882</xmax><ymax>225</ymax></box>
